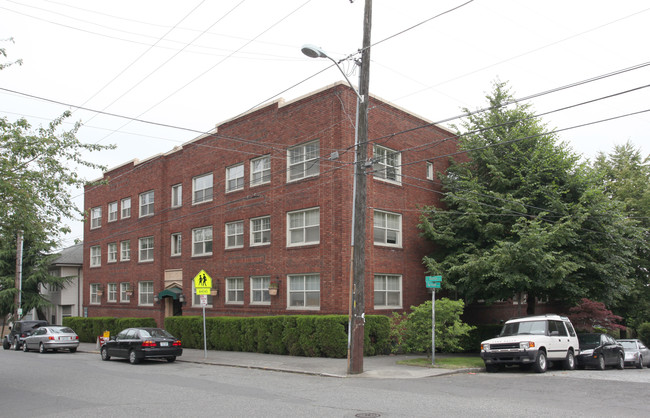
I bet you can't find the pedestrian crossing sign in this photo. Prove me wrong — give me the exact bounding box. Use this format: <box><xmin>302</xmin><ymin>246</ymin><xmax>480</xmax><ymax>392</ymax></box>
<box><xmin>193</xmin><ymin>269</ymin><xmax>212</xmax><ymax>294</ymax></box>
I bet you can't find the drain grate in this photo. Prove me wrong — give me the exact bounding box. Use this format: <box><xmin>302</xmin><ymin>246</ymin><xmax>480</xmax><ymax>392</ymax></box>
<box><xmin>355</xmin><ymin>413</ymin><xmax>381</xmax><ymax>418</ymax></box>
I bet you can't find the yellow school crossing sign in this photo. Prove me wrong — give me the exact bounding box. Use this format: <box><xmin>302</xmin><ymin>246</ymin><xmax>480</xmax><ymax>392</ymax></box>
<box><xmin>193</xmin><ymin>270</ymin><xmax>212</xmax><ymax>295</ymax></box>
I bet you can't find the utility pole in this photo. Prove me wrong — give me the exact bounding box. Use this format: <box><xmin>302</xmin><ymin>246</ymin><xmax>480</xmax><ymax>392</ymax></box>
<box><xmin>15</xmin><ymin>230</ymin><xmax>24</xmax><ymax>319</ymax></box>
<box><xmin>349</xmin><ymin>0</ymin><xmax>372</xmax><ymax>375</ymax></box>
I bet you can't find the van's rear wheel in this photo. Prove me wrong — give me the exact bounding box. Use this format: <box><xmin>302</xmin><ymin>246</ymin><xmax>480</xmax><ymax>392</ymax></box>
<box><xmin>563</xmin><ymin>350</ymin><xmax>576</xmax><ymax>370</ymax></box>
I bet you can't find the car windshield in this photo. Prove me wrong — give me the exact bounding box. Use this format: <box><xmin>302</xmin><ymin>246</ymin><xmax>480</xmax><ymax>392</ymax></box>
<box><xmin>140</xmin><ymin>329</ymin><xmax>174</xmax><ymax>339</ymax></box>
<box><xmin>578</xmin><ymin>334</ymin><xmax>601</xmax><ymax>349</ymax></box>
<box><xmin>619</xmin><ymin>341</ymin><xmax>637</xmax><ymax>350</ymax></box>
<box><xmin>51</xmin><ymin>327</ymin><xmax>75</xmax><ymax>334</ymax></box>
<box><xmin>500</xmin><ymin>320</ymin><xmax>546</xmax><ymax>336</ymax></box>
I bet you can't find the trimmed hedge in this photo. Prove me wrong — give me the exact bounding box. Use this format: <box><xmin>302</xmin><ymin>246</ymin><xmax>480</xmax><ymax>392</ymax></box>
<box><xmin>164</xmin><ymin>314</ymin><xmax>390</xmax><ymax>358</ymax></box>
<box><xmin>62</xmin><ymin>317</ymin><xmax>157</xmax><ymax>343</ymax></box>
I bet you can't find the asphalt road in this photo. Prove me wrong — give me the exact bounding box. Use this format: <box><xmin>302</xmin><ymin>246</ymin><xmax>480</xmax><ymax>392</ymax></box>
<box><xmin>1</xmin><ymin>349</ymin><xmax>649</xmax><ymax>417</ymax></box>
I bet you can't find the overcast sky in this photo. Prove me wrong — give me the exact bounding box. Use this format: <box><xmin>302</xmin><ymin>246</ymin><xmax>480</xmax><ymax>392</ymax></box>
<box><xmin>1</xmin><ymin>0</ymin><xmax>649</xmax><ymax>248</ymax></box>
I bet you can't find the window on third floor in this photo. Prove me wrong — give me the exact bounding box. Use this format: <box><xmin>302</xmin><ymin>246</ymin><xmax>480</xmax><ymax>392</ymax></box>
<box><xmin>139</xmin><ymin>191</ymin><xmax>154</xmax><ymax>217</ymax></box>
<box><xmin>287</xmin><ymin>140</ymin><xmax>319</xmax><ymax>182</ymax></box>
<box><xmin>193</xmin><ymin>173</ymin><xmax>213</xmax><ymax>204</ymax></box>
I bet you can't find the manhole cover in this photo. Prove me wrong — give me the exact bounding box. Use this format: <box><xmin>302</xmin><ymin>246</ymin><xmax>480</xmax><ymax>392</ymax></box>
<box><xmin>355</xmin><ymin>414</ymin><xmax>380</xmax><ymax>418</ymax></box>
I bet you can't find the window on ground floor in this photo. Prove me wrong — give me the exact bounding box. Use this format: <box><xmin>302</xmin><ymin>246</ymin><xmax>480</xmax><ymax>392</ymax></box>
<box><xmin>374</xmin><ymin>274</ymin><xmax>402</xmax><ymax>309</ymax></box>
<box><xmin>139</xmin><ymin>281</ymin><xmax>154</xmax><ymax>306</ymax></box>
<box><xmin>251</xmin><ymin>276</ymin><xmax>270</xmax><ymax>304</ymax></box>
<box><xmin>288</xmin><ymin>274</ymin><xmax>320</xmax><ymax>309</ymax></box>
<box><xmin>226</xmin><ymin>277</ymin><xmax>244</xmax><ymax>304</ymax></box>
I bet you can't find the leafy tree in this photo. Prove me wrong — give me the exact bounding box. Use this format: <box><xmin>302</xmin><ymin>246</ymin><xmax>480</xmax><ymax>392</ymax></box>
<box><xmin>1</xmin><ymin>43</ymin><xmax>112</xmax><ymax>319</ymax></box>
<box><xmin>420</xmin><ymin>81</ymin><xmax>642</xmax><ymax>314</ymax></box>
<box><xmin>591</xmin><ymin>143</ymin><xmax>650</xmax><ymax>326</ymax></box>
<box><xmin>568</xmin><ymin>298</ymin><xmax>625</xmax><ymax>333</ymax></box>
<box><xmin>403</xmin><ymin>298</ymin><xmax>474</xmax><ymax>355</ymax></box>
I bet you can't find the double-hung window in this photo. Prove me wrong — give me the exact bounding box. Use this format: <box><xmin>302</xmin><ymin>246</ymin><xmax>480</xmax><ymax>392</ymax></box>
<box><xmin>120</xmin><ymin>282</ymin><xmax>131</xmax><ymax>302</ymax></box>
<box><xmin>171</xmin><ymin>233</ymin><xmax>182</xmax><ymax>256</ymax></box>
<box><xmin>226</xmin><ymin>277</ymin><xmax>244</xmax><ymax>304</ymax></box>
<box><xmin>288</xmin><ymin>274</ymin><xmax>320</xmax><ymax>309</ymax></box>
<box><xmin>192</xmin><ymin>227</ymin><xmax>213</xmax><ymax>256</ymax></box>
<box><xmin>90</xmin><ymin>283</ymin><xmax>101</xmax><ymax>304</ymax></box>
<box><xmin>90</xmin><ymin>246</ymin><xmax>101</xmax><ymax>267</ymax></box>
<box><xmin>287</xmin><ymin>208</ymin><xmax>319</xmax><ymax>246</ymax></box>
<box><xmin>121</xmin><ymin>197</ymin><xmax>131</xmax><ymax>219</ymax></box>
<box><xmin>139</xmin><ymin>281</ymin><xmax>154</xmax><ymax>305</ymax></box>
<box><xmin>139</xmin><ymin>191</ymin><xmax>154</xmax><ymax>217</ymax></box>
<box><xmin>107</xmin><ymin>283</ymin><xmax>117</xmax><ymax>303</ymax></box>
<box><xmin>171</xmin><ymin>184</ymin><xmax>182</xmax><ymax>207</ymax></box>
<box><xmin>250</xmin><ymin>216</ymin><xmax>270</xmax><ymax>246</ymax></box>
<box><xmin>250</xmin><ymin>155</ymin><xmax>271</xmax><ymax>186</ymax></box>
<box><xmin>225</xmin><ymin>221</ymin><xmax>244</xmax><ymax>249</ymax></box>
<box><xmin>288</xmin><ymin>140</ymin><xmax>319</xmax><ymax>182</ymax></box>
<box><xmin>139</xmin><ymin>237</ymin><xmax>154</xmax><ymax>262</ymax></box>
<box><xmin>373</xmin><ymin>210</ymin><xmax>402</xmax><ymax>247</ymax></box>
<box><xmin>251</xmin><ymin>276</ymin><xmax>271</xmax><ymax>304</ymax></box>
<box><xmin>374</xmin><ymin>274</ymin><xmax>402</xmax><ymax>309</ymax></box>
<box><xmin>120</xmin><ymin>240</ymin><xmax>131</xmax><ymax>261</ymax></box>
<box><xmin>192</xmin><ymin>173</ymin><xmax>212</xmax><ymax>204</ymax></box>
<box><xmin>90</xmin><ymin>207</ymin><xmax>101</xmax><ymax>229</ymax></box>
<box><xmin>373</xmin><ymin>145</ymin><xmax>401</xmax><ymax>183</ymax></box>
<box><xmin>108</xmin><ymin>202</ymin><xmax>118</xmax><ymax>222</ymax></box>
<box><xmin>107</xmin><ymin>243</ymin><xmax>117</xmax><ymax>263</ymax></box>
<box><xmin>426</xmin><ymin>162</ymin><xmax>434</xmax><ymax>180</ymax></box>
<box><xmin>226</xmin><ymin>164</ymin><xmax>244</xmax><ymax>192</ymax></box>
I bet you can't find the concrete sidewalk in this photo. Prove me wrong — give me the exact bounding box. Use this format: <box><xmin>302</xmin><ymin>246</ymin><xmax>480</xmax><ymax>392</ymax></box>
<box><xmin>79</xmin><ymin>342</ymin><xmax>482</xmax><ymax>378</ymax></box>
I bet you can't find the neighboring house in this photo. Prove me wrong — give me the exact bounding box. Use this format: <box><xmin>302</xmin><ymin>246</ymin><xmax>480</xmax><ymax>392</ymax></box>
<box><xmin>83</xmin><ymin>83</ymin><xmax>459</xmax><ymax>326</ymax></box>
<box><xmin>43</xmin><ymin>243</ymin><xmax>84</xmax><ymax>325</ymax></box>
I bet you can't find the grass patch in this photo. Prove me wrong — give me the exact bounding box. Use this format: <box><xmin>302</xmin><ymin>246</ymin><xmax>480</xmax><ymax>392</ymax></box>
<box><xmin>397</xmin><ymin>356</ymin><xmax>484</xmax><ymax>369</ymax></box>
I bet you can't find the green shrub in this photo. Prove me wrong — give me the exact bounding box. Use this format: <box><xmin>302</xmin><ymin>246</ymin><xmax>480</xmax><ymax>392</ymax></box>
<box><xmin>459</xmin><ymin>324</ymin><xmax>503</xmax><ymax>352</ymax></box>
<box><xmin>637</xmin><ymin>322</ymin><xmax>650</xmax><ymax>347</ymax></box>
<box><xmin>63</xmin><ymin>317</ymin><xmax>157</xmax><ymax>342</ymax></box>
<box><xmin>365</xmin><ymin>315</ymin><xmax>390</xmax><ymax>356</ymax></box>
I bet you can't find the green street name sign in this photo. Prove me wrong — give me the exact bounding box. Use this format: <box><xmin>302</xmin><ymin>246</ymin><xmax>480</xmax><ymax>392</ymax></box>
<box><xmin>425</xmin><ymin>276</ymin><xmax>442</xmax><ymax>288</ymax></box>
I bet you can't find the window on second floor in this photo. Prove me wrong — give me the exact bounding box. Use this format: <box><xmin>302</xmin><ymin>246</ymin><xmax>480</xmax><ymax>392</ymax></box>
<box><xmin>121</xmin><ymin>197</ymin><xmax>131</xmax><ymax>219</ymax></box>
<box><xmin>250</xmin><ymin>155</ymin><xmax>271</xmax><ymax>186</ymax></box>
<box><xmin>120</xmin><ymin>240</ymin><xmax>131</xmax><ymax>261</ymax></box>
<box><xmin>171</xmin><ymin>183</ymin><xmax>182</xmax><ymax>207</ymax></box>
<box><xmin>250</xmin><ymin>216</ymin><xmax>270</xmax><ymax>246</ymax></box>
<box><xmin>107</xmin><ymin>242</ymin><xmax>117</xmax><ymax>263</ymax></box>
<box><xmin>192</xmin><ymin>227</ymin><xmax>213</xmax><ymax>256</ymax></box>
<box><xmin>373</xmin><ymin>210</ymin><xmax>402</xmax><ymax>247</ymax></box>
<box><xmin>171</xmin><ymin>233</ymin><xmax>182</xmax><ymax>256</ymax></box>
<box><xmin>139</xmin><ymin>236</ymin><xmax>154</xmax><ymax>262</ymax></box>
<box><xmin>225</xmin><ymin>221</ymin><xmax>244</xmax><ymax>249</ymax></box>
<box><xmin>139</xmin><ymin>191</ymin><xmax>154</xmax><ymax>217</ymax></box>
<box><xmin>226</xmin><ymin>164</ymin><xmax>244</xmax><ymax>192</ymax></box>
<box><xmin>426</xmin><ymin>161</ymin><xmax>434</xmax><ymax>180</ymax></box>
<box><xmin>90</xmin><ymin>246</ymin><xmax>101</xmax><ymax>267</ymax></box>
<box><xmin>193</xmin><ymin>173</ymin><xmax>213</xmax><ymax>204</ymax></box>
<box><xmin>287</xmin><ymin>208</ymin><xmax>319</xmax><ymax>247</ymax></box>
<box><xmin>108</xmin><ymin>201</ymin><xmax>118</xmax><ymax>222</ymax></box>
<box><xmin>373</xmin><ymin>144</ymin><xmax>401</xmax><ymax>184</ymax></box>
<box><xmin>288</xmin><ymin>140</ymin><xmax>319</xmax><ymax>182</ymax></box>
<box><xmin>90</xmin><ymin>207</ymin><xmax>101</xmax><ymax>229</ymax></box>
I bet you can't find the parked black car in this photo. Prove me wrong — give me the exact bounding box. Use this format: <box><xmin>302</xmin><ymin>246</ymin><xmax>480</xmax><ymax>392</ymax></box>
<box><xmin>100</xmin><ymin>328</ymin><xmax>182</xmax><ymax>364</ymax></box>
<box><xmin>2</xmin><ymin>320</ymin><xmax>48</xmax><ymax>351</ymax></box>
<box><xmin>576</xmin><ymin>333</ymin><xmax>625</xmax><ymax>370</ymax></box>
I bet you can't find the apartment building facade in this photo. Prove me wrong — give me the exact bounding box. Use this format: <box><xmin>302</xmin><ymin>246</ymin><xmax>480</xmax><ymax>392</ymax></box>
<box><xmin>83</xmin><ymin>83</ymin><xmax>458</xmax><ymax>326</ymax></box>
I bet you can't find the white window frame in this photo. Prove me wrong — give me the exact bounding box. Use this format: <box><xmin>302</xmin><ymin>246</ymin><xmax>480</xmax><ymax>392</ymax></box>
<box><xmin>226</xmin><ymin>277</ymin><xmax>244</xmax><ymax>304</ymax></box>
<box><xmin>287</xmin><ymin>140</ymin><xmax>319</xmax><ymax>182</ymax></box>
<box><xmin>139</xmin><ymin>281</ymin><xmax>154</xmax><ymax>306</ymax></box>
<box><xmin>192</xmin><ymin>226</ymin><xmax>213</xmax><ymax>256</ymax></box>
<box><xmin>139</xmin><ymin>236</ymin><xmax>154</xmax><ymax>262</ymax></box>
<box><xmin>250</xmin><ymin>276</ymin><xmax>271</xmax><ymax>305</ymax></box>
<box><xmin>90</xmin><ymin>283</ymin><xmax>101</xmax><ymax>304</ymax></box>
<box><xmin>121</xmin><ymin>197</ymin><xmax>131</xmax><ymax>219</ymax></box>
<box><xmin>373</xmin><ymin>210</ymin><xmax>402</xmax><ymax>247</ymax></box>
<box><xmin>107</xmin><ymin>283</ymin><xmax>118</xmax><ymax>303</ymax></box>
<box><xmin>107</xmin><ymin>242</ymin><xmax>117</xmax><ymax>263</ymax></box>
<box><xmin>373</xmin><ymin>144</ymin><xmax>401</xmax><ymax>184</ymax></box>
<box><xmin>171</xmin><ymin>183</ymin><xmax>182</xmax><ymax>208</ymax></box>
<box><xmin>120</xmin><ymin>240</ymin><xmax>131</xmax><ymax>261</ymax></box>
<box><xmin>90</xmin><ymin>207</ymin><xmax>101</xmax><ymax>229</ymax></box>
<box><xmin>192</xmin><ymin>281</ymin><xmax>213</xmax><ymax>307</ymax></box>
<box><xmin>250</xmin><ymin>216</ymin><xmax>271</xmax><ymax>246</ymax></box>
<box><xmin>287</xmin><ymin>274</ymin><xmax>320</xmax><ymax>310</ymax></box>
<box><xmin>226</xmin><ymin>163</ymin><xmax>244</xmax><ymax>192</ymax></box>
<box><xmin>250</xmin><ymin>155</ymin><xmax>271</xmax><ymax>186</ymax></box>
<box><xmin>171</xmin><ymin>233</ymin><xmax>182</xmax><ymax>256</ymax></box>
<box><xmin>139</xmin><ymin>190</ymin><xmax>154</xmax><ymax>218</ymax></box>
<box><xmin>120</xmin><ymin>282</ymin><xmax>131</xmax><ymax>303</ymax></box>
<box><xmin>108</xmin><ymin>201</ymin><xmax>118</xmax><ymax>222</ymax></box>
<box><xmin>287</xmin><ymin>207</ymin><xmax>320</xmax><ymax>247</ymax></box>
<box><xmin>192</xmin><ymin>173</ymin><xmax>213</xmax><ymax>204</ymax></box>
<box><xmin>90</xmin><ymin>246</ymin><xmax>101</xmax><ymax>267</ymax></box>
<box><xmin>374</xmin><ymin>274</ymin><xmax>402</xmax><ymax>309</ymax></box>
<box><xmin>426</xmin><ymin>161</ymin><xmax>434</xmax><ymax>180</ymax></box>
<box><xmin>225</xmin><ymin>221</ymin><xmax>244</xmax><ymax>249</ymax></box>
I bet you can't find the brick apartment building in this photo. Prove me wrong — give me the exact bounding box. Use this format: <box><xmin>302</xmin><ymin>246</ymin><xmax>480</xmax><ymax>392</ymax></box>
<box><xmin>83</xmin><ymin>83</ymin><xmax>459</xmax><ymax>326</ymax></box>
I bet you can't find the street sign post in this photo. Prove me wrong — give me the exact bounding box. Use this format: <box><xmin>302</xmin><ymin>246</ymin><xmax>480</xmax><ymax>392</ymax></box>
<box><xmin>193</xmin><ymin>269</ymin><xmax>212</xmax><ymax>359</ymax></box>
<box><xmin>425</xmin><ymin>276</ymin><xmax>443</xmax><ymax>365</ymax></box>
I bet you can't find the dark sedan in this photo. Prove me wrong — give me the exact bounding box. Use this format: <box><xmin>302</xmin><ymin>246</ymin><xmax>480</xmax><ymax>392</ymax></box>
<box><xmin>577</xmin><ymin>333</ymin><xmax>624</xmax><ymax>370</ymax></box>
<box><xmin>100</xmin><ymin>328</ymin><xmax>182</xmax><ymax>364</ymax></box>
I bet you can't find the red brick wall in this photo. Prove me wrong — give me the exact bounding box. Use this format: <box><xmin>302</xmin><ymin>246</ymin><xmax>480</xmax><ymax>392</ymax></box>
<box><xmin>83</xmin><ymin>84</ymin><xmax>458</xmax><ymax>325</ymax></box>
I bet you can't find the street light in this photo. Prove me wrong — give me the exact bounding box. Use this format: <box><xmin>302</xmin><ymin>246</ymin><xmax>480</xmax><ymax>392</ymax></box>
<box><xmin>301</xmin><ymin>0</ymin><xmax>371</xmax><ymax>373</ymax></box>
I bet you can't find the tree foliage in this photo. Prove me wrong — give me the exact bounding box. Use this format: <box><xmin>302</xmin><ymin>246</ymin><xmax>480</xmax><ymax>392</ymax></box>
<box><xmin>419</xmin><ymin>81</ymin><xmax>643</xmax><ymax>313</ymax></box>
<box><xmin>568</xmin><ymin>298</ymin><xmax>625</xmax><ymax>333</ymax></box>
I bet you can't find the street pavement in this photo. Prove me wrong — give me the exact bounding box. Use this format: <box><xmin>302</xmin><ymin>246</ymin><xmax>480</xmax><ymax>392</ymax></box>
<box><xmin>78</xmin><ymin>342</ymin><xmax>482</xmax><ymax>378</ymax></box>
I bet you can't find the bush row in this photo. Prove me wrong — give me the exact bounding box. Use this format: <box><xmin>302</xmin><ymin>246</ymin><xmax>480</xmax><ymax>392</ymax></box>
<box><xmin>62</xmin><ymin>317</ymin><xmax>157</xmax><ymax>342</ymax></box>
<box><xmin>164</xmin><ymin>315</ymin><xmax>390</xmax><ymax>358</ymax></box>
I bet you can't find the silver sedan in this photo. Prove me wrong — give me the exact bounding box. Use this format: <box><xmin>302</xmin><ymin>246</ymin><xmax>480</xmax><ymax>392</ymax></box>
<box><xmin>618</xmin><ymin>339</ymin><xmax>650</xmax><ymax>369</ymax></box>
<box><xmin>22</xmin><ymin>326</ymin><xmax>80</xmax><ymax>353</ymax></box>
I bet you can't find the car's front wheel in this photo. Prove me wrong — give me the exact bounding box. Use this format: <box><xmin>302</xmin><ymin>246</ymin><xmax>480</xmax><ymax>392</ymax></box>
<box><xmin>533</xmin><ymin>351</ymin><xmax>547</xmax><ymax>373</ymax></box>
<box><xmin>39</xmin><ymin>343</ymin><xmax>46</xmax><ymax>354</ymax></box>
<box><xmin>616</xmin><ymin>354</ymin><xmax>625</xmax><ymax>370</ymax></box>
<box><xmin>597</xmin><ymin>355</ymin><xmax>606</xmax><ymax>370</ymax></box>
<box><xmin>100</xmin><ymin>346</ymin><xmax>110</xmax><ymax>361</ymax></box>
<box><xmin>129</xmin><ymin>350</ymin><xmax>140</xmax><ymax>364</ymax></box>
<box><xmin>563</xmin><ymin>350</ymin><xmax>576</xmax><ymax>370</ymax></box>
<box><xmin>637</xmin><ymin>356</ymin><xmax>644</xmax><ymax>369</ymax></box>
<box><xmin>13</xmin><ymin>341</ymin><xmax>21</xmax><ymax>351</ymax></box>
